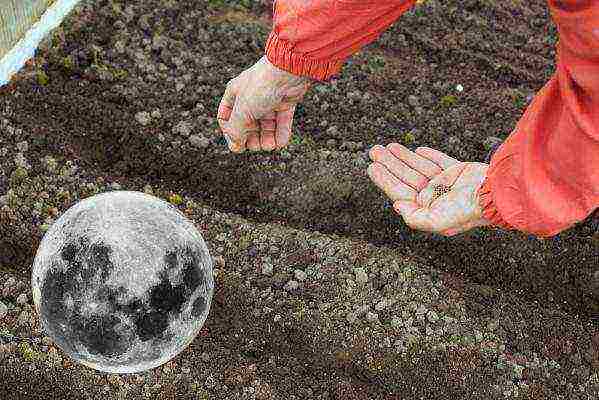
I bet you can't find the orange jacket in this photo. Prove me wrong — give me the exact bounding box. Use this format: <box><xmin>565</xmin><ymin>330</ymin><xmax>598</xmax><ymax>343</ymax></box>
<box><xmin>264</xmin><ymin>0</ymin><xmax>599</xmax><ymax>237</ymax></box>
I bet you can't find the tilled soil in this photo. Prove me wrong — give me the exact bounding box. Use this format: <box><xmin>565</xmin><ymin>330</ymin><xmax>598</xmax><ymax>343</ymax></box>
<box><xmin>0</xmin><ymin>0</ymin><xmax>598</xmax><ymax>399</ymax></box>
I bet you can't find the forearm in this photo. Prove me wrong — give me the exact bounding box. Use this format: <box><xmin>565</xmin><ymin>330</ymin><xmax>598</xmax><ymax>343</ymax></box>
<box><xmin>265</xmin><ymin>0</ymin><xmax>417</xmax><ymax>81</ymax></box>
<box><xmin>479</xmin><ymin>0</ymin><xmax>599</xmax><ymax>237</ymax></box>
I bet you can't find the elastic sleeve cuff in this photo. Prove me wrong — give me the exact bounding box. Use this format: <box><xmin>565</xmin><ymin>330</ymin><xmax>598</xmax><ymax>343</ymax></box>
<box><xmin>265</xmin><ymin>31</ymin><xmax>345</xmax><ymax>82</ymax></box>
<box><xmin>477</xmin><ymin>176</ymin><xmax>514</xmax><ymax>231</ymax></box>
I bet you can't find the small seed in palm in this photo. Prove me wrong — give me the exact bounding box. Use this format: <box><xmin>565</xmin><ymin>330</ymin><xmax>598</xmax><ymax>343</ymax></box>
<box><xmin>433</xmin><ymin>185</ymin><xmax>452</xmax><ymax>199</ymax></box>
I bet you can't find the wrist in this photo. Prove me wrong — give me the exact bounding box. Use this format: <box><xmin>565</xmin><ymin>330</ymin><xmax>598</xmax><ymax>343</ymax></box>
<box><xmin>262</xmin><ymin>55</ymin><xmax>314</xmax><ymax>85</ymax></box>
<box><xmin>474</xmin><ymin>165</ymin><xmax>493</xmax><ymax>227</ymax></box>
<box><xmin>475</xmin><ymin>185</ymin><xmax>493</xmax><ymax>227</ymax></box>
<box><xmin>264</xmin><ymin>31</ymin><xmax>343</xmax><ymax>81</ymax></box>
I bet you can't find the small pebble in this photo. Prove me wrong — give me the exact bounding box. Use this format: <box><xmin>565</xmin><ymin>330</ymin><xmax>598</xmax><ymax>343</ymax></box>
<box><xmin>16</xmin><ymin>293</ymin><xmax>28</xmax><ymax>305</ymax></box>
<box><xmin>173</xmin><ymin>121</ymin><xmax>193</xmax><ymax>136</ymax></box>
<box><xmin>284</xmin><ymin>280</ymin><xmax>299</xmax><ymax>292</ymax></box>
<box><xmin>474</xmin><ymin>330</ymin><xmax>484</xmax><ymax>342</ymax></box>
<box><xmin>294</xmin><ymin>270</ymin><xmax>307</xmax><ymax>282</ymax></box>
<box><xmin>487</xmin><ymin>320</ymin><xmax>499</xmax><ymax>332</ymax></box>
<box><xmin>16</xmin><ymin>141</ymin><xmax>28</xmax><ymax>153</ymax></box>
<box><xmin>390</xmin><ymin>316</ymin><xmax>403</xmax><ymax>328</ymax></box>
<box><xmin>261</xmin><ymin>264</ymin><xmax>273</xmax><ymax>276</ymax></box>
<box><xmin>3</xmin><ymin>277</ymin><xmax>16</xmax><ymax>289</ymax></box>
<box><xmin>353</xmin><ymin>268</ymin><xmax>368</xmax><ymax>285</ymax></box>
<box><xmin>375</xmin><ymin>299</ymin><xmax>388</xmax><ymax>311</ymax></box>
<box><xmin>326</xmin><ymin>125</ymin><xmax>340</xmax><ymax>137</ymax></box>
<box><xmin>189</xmin><ymin>134</ymin><xmax>211</xmax><ymax>148</ymax></box>
<box><xmin>16</xmin><ymin>311</ymin><xmax>30</xmax><ymax>326</ymax></box>
<box><xmin>135</xmin><ymin>111</ymin><xmax>151</xmax><ymax>126</ymax></box>
<box><xmin>0</xmin><ymin>301</ymin><xmax>7</xmax><ymax>319</ymax></box>
<box><xmin>346</xmin><ymin>312</ymin><xmax>358</xmax><ymax>324</ymax></box>
<box><xmin>407</xmin><ymin>95</ymin><xmax>419</xmax><ymax>107</ymax></box>
<box><xmin>426</xmin><ymin>310</ymin><xmax>439</xmax><ymax>323</ymax></box>
<box><xmin>365</xmin><ymin>312</ymin><xmax>379</xmax><ymax>323</ymax></box>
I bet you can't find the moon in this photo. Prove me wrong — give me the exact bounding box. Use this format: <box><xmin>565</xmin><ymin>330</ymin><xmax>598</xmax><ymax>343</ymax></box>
<box><xmin>31</xmin><ymin>191</ymin><xmax>214</xmax><ymax>373</ymax></box>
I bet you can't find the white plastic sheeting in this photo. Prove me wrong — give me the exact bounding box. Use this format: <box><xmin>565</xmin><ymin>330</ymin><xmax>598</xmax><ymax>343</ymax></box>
<box><xmin>0</xmin><ymin>0</ymin><xmax>81</xmax><ymax>86</ymax></box>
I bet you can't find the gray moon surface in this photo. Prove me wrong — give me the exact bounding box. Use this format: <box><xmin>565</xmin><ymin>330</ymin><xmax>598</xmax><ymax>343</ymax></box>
<box><xmin>31</xmin><ymin>190</ymin><xmax>214</xmax><ymax>374</ymax></box>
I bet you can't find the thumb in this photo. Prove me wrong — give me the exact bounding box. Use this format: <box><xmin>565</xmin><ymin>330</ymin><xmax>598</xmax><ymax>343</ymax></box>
<box><xmin>226</xmin><ymin>96</ymin><xmax>260</xmax><ymax>149</ymax></box>
<box><xmin>218</xmin><ymin>79</ymin><xmax>246</xmax><ymax>152</ymax></box>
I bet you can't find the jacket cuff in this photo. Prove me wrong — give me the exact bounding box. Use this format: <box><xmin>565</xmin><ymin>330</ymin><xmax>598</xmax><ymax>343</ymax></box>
<box><xmin>477</xmin><ymin>176</ymin><xmax>514</xmax><ymax>231</ymax></box>
<box><xmin>265</xmin><ymin>31</ymin><xmax>345</xmax><ymax>82</ymax></box>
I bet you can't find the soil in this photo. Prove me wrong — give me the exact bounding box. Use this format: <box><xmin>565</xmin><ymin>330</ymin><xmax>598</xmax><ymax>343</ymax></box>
<box><xmin>0</xmin><ymin>0</ymin><xmax>598</xmax><ymax>399</ymax></box>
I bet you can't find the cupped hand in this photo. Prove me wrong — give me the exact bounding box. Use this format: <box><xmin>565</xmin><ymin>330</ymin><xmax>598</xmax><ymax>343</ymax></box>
<box><xmin>367</xmin><ymin>143</ymin><xmax>492</xmax><ymax>236</ymax></box>
<box><xmin>217</xmin><ymin>56</ymin><xmax>312</xmax><ymax>153</ymax></box>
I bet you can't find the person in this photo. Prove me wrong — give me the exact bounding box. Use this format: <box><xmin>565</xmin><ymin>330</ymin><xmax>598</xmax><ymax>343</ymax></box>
<box><xmin>217</xmin><ymin>0</ymin><xmax>599</xmax><ymax>239</ymax></box>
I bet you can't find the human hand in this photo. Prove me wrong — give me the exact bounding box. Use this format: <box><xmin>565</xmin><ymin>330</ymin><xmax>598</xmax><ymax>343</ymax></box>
<box><xmin>217</xmin><ymin>56</ymin><xmax>312</xmax><ymax>153</ymax></box>
<box><xmin>367</xmin><ymin>143</ymin><xmax>492</xmax><ymax>236</ymax></box>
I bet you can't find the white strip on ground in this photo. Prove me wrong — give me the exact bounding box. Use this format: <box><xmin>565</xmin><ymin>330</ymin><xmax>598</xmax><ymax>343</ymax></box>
<box><xmin>0</xmin><ymin>0</ymin><xmax>82</xmax><ymax>87</ymax></box>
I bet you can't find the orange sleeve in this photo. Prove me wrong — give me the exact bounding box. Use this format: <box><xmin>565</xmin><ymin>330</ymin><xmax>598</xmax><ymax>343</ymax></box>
<box><xmin>264</xmin><ymin>0</ymin><xmax>417</xmax><ymax>81</ymax></box>
<box><xmin>478</xmin><ymin>0</ymin><xmax>599</xmax><ymax>237</ymax></box>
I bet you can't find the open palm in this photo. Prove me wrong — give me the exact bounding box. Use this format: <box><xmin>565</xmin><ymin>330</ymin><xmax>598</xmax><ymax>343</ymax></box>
<box><xmin>367</xmin><ymin>143</ymin><xmax>492</xmax><ymax>236</ymax></box>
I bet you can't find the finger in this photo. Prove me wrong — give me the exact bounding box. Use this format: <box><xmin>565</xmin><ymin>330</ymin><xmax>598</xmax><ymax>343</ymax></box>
<box><xmin>415</xmin><ymin>147</ymin><xmax>461</xmax><ymax>170</ymax></box>
<box><xmin>224</xmin><ymin>133</ymin><xmax>245</xmax><ymax>153</ymax></box>
<box><xmin>275</xmin><ymin>105</ymin><xmax>296</xmax><ymax>149</ymax></box>
<box><xmin>227</xmin><ymin>96</ymin><xmax>260</xmax><ymax>145</ymax></box>
<box><xmin>217</xmin><ymin>80</ymin><xmax>237</xmax><ymax>139</ymax></box>
<box><xmin>367</xmin><ymin>162</ymin><xmax>418</xmax><ymax>203</ymax></box>
<box><xmin>259</xmin><ymin>112</ymin><xmax>277</xmax><ymax>151</ymax></box>
<box><xmin>369</xmin><ymin>145</ymin><xmax>429</xmax><ymax>191</ymax></box>
<box><xmin>417</xmin><ymin>164</ymin><xmax>465</xmax><ymax>207</ymax></box>
<box><xmin>387</xmin><ymin>143</ymin><xmax>443</xmax><ymax>179</ymax></box>
<box><xmin>218</xmin><ymin>113</ymin><xmax>231</xmax><ymax>136</ymax></box>
<box><xmin>218</xmin><ymin>79</ymin><xmax>237</xmax><ymax>121</ymax></box>
<box><xmin>246</xmin><ymin>132</ymin><xmax>261</xmax><ymax>152</ymax></box>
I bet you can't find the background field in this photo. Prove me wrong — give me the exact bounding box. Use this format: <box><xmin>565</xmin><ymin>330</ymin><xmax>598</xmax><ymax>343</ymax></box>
<box><xmin>0</xmin><ymin>0</ymin><xmax>598</xmax><ymax>399</ymax></box>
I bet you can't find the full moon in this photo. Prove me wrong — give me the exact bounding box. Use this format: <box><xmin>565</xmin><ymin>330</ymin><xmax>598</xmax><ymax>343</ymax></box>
<box><xmin>31</xmin><ymin>190</ymin><xmax>214</xmax><ymax>373</ymax></box>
